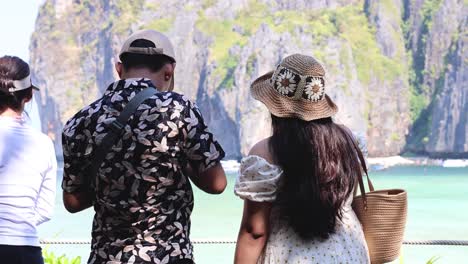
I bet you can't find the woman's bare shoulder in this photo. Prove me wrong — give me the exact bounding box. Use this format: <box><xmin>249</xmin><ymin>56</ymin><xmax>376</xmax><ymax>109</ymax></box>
<box><xmin>248</xmin><ymin>138</ymin><xmax>276</xmax><ymax>165</ymax></box>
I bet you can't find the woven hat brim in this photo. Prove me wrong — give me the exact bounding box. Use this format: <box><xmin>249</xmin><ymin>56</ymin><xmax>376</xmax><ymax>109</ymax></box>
<box><xmin>251</xmin><ymin>71</ymin><xmax>338</xmax><ymax>121</ymax></box>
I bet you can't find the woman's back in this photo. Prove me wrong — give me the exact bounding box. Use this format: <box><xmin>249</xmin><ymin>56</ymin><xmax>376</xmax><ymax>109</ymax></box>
<box><xmin>236</xmin><ymin>137</ymin><xmax>369</xmax><ymax>263</ymax></box>
<box><xmin>0</xmin><ymin>116</ymin><xmax>56</xmax><ymax>246</ymax></box>
<box><xmin>234</xmin><ymin>54</ymin><xmax>369</xmax><ymax>264</ymax></box>
<box><xmin>0</xmin><ymin>55</ymin><xmax>56</xmax><ymax>264</ymax></box>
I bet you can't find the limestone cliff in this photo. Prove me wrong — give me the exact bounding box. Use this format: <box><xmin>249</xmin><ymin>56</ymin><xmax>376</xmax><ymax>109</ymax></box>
<box><xmin>29</xmin><ymin>0</ymin><xmax>467</xmax><ymax>158</ymax></box>
<box><xmin>403</xmin><ymin>0</ymin><xmax>467</xmax><ymax>157</ymax></box>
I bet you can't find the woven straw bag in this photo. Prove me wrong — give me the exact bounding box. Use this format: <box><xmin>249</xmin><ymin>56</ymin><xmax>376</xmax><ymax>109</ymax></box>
<box><xmin>352</xmin><ymin>173</ymin><xmax>407</xmax><ymax>264</ymax></box>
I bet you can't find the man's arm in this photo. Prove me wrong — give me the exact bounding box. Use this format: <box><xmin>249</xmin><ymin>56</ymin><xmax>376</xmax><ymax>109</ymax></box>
<box><xmin>63</xmin><ymin>189</ymin><xmax>93</xmax><ymax>213</ymax></box>
<box><xmin>184</xmin><ymin>162</ymin><xmax>227</xmax><ymax>194</ymax></box>
<box><xmin>180</xmin><ymin>98</ymin><xmax>227</xmax><ymax>194</ymax></box>
<box><xmin>61</xmin><ymin>140</ymin><xmax>93</xmax><ymax>213</ymax></box>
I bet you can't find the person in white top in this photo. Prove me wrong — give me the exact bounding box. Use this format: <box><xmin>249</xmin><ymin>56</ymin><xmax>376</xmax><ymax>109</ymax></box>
<box><xmin>0</xmin><ymin>56</ymin><xmax>56</xmax><ymax>264</ymax></box>
<box><xmin>234</xmin><ymin>54</ymin><xmax>370</xmax><ymax>263</ymax></box>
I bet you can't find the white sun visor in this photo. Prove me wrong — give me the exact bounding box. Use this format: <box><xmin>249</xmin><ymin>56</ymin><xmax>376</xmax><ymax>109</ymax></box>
<box><xmin>8</xmin><ymin>74</ymin><xmax>38</xmax><ymax>92</ymax></box>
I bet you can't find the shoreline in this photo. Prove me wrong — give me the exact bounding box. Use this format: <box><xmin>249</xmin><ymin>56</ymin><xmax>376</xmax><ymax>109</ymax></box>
<box><xmin>367</xmin><ymin>156</ymin><xmax>468</xmax><ymax>169</ymax></box>
<box><xmin>221</xmin><ymin>156</ymin><xmax>468</xmax><ymax>173</ymax></box>
<box><xmin>55</xmin><ymin>156</ymin><xmax>468</xmax><ymax>173</ymax></box>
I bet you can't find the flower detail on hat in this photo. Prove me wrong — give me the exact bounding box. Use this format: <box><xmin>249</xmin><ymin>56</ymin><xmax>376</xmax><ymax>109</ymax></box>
<box><xmin>304</xmin><ymin>77</ymin><xmax>325</xmax><ymax>102</ymax></box>
<box><xmin>275</xmin><ymin>70</ymin><xmax>297</xmax><ymax>95</ymax></box>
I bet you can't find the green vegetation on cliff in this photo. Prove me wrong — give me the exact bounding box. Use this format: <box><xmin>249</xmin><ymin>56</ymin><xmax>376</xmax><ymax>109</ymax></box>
<box><xmin>406</xmin><ymin>0</ymin><xmax>443</xmax><ymax>121</ymax></box>
<box><xmin>112</xmin><ymin>0</ymin><xmax>145</xmax><ymax>34</ymax></box>
<box><xmin>404</xmin><ymin>0</ymin><xmax>444</xmax><ymax>151</ymax></box>
<box><xmin>145</xmin><ymin>17</ymin><xmax>175</xmax><ymax>33</ymax></box>
<box><xmin>196</xmin><ymin>1</ymin><xmax>405</xmax><ymax>90</ymax></box>
<box><xmin>332</xmin><ymin>5</ymin><xmax>403</xmax><ymax>84</ymax></box>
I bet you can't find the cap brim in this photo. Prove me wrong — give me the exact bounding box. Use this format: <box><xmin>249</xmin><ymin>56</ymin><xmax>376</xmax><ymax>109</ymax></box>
<box><xmin>250</xmin><ymin>71</ymin><xmax>338</xmax><ymax>121</ymax></box>
<box><xmin>32</xmin><ymin>85</ymin><xmax>39</xmax><ymax>91</ymax></box>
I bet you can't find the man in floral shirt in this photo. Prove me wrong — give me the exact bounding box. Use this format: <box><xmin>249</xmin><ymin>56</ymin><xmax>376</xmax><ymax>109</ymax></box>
<box><xmin>61</xmin><ymin>30</ymin><xmax>227</xmax><ymax>264</ymax></box>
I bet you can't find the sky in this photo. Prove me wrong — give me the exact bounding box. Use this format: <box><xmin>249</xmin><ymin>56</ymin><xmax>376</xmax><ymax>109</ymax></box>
<box><xmin>0</xmin><ymin>1</ymin><xmax>44</xmax><ymax>130</ymax></box>
<box><xmin>0</xmin><ymin>1</ymin><xmax>44</xmax><ymax>62</ymax></box>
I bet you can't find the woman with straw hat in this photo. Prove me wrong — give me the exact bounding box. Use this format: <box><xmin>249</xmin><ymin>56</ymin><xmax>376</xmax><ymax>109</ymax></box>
<box><xmin>0</xmin><ymin>56</ymin><xmax>56</xmax><ymax>264</ymax></box>
<box><xmin>234</xmin><ymin>54</ymin><xmax>370</xmax><ymax>263</ymax></box>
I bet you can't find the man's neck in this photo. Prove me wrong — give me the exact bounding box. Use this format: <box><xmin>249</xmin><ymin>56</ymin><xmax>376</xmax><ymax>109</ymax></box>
<box><xmin>120</xmin><ymin>68</ymin><xmax>169</xmax><ymax>91</ymax></box>
<box><xmin>121</xmin><ymin>69</ymin><xmax>155</xmax><ymax>81</ymax></box>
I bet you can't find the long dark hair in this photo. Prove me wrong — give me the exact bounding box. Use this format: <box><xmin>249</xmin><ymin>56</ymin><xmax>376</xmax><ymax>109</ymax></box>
<box><xmin>270</xmin><ymin>115</ymin><xmax>367</xmax><ymax>239</ymax></box>
<box><xmin>0</xmin><ymin>56</ymin><xmax>33</xmax><ymax>114</ymax></box>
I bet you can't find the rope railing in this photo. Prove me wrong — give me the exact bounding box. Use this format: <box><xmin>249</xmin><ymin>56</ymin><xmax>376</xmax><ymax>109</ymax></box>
<box><xmin>39</xmin><ymin>239</ymin><xmax>468</xmax><ymax>246</ymax></box>
<box><xmin>402</xmin><ymin>240</ymin><xmax>468</xmax><ymax>246</ymax></box>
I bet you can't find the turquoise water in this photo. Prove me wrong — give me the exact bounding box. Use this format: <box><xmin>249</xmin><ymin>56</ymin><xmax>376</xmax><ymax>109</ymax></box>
<box><xmin>38</xmin><ymin>166</ymin><xmax>468</xmax><ymax>263</ymax></box>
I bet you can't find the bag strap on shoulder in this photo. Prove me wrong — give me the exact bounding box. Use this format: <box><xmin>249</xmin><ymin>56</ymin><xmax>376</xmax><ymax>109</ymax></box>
<box><xmin>87</xmin><ymin>87</ymin><xmax>158</xmax><ymax>188</ymax></box>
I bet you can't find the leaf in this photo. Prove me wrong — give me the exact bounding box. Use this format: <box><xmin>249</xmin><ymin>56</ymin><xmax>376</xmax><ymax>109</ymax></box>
<box><xmin>41</xmin><ymin>250</ymin><xmax>81</xmax><ymax>264</ymax></box>
<box><xmin>146</xmin><ymin>113</ymin><xmax>159</xmax><ymax>122</ymax></box>
<box><xmin>84</xmin><ymin>144</ymin><xmax>93</xmax><ymax>155</ymax></box>
<box><xmin>203</xmin><ymin>143</ymin><xmax>220</xmax><ymax>161</ymax></box>
<box><xmin>158</xmin><ymin>123</ymin><xmax>169</xmax><ymax>132</ymax></box>
<box><xmin>426</xmin><ymin>256</ymin><xmax>441</xmax><ymax>264</ymax></box>
<box><xmin>167</xmin><ymin>121</ymin><xmax>179</xmax><ymax>138</ymax></box>
<box><xmin>138</xmin><ymin>249</ymin><xmax>151</xmax><ymax>261</ymax></box>
<box><xmin>153</xmin><ymin>137</ymin><xmax>169</xmax><ymax>153</ymax></box>
<box><xmin>187</xmin><ymin>128</ymin><xmax>197</xmax><ymax>139</ymax></box>
<box><xmin>155</xmin><ymin>255</ymin><xmax>170</xmax><ymax>264</ymax></box>
<box><xmin>184</xmin><ymin>109</ymin><xmax>199</xmax><ymax>130</ymax></box>
<box><xmin>115</xmin><ymin>250</ymin><xmax>122</xmax><ymax>261</ymax></box>
<box><xmin>138</xmin><ymin>136</ymin><xmax>152</xmax><ymax>146</ymax></box>
<box><xmin>143</xmin><ymin>174</ymin><xmax>158</xmax><ymax>182</ymax></box>
<box><xmin>144</xmin><ymin>235</ymin><xmax>156</xmax><ymax>244</ymax></box>
<box><xmin>111</xmin><ymin>93</ymin><xmax>123</xmax><ymax>102</ymax></box>
<box><xmin>161</xmin><ymin>255</ymin><xmax>170</xmax><ymax>264</ymax></box>
<box><xmin>123</xmin><ymin>245</ymin><xmax>135</xmax><ymax>253</ymax></box>
<box><xmin>71</xmin><ymin>257</ymin><xmax>81</xmax><ymax>264</ymax></box>
<box><xmin>131</xmin><ymin>181</ymin><xmax>139</xmax><ymax>197</ymax></box>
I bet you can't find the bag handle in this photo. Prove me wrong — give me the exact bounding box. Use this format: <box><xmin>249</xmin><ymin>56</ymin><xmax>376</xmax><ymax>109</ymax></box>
<box><xmin>349</xmin><ymin>132</ymin><xmax>374</xmax><ymax>210</ymax></box>
<box><xmin>85</xmin><ymin>86</ymin><xmax>158</xmax><ymax>190</ymax></box>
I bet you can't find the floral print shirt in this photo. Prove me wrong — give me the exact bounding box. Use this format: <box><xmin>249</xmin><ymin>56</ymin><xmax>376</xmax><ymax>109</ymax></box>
<box><xmin>62</xmin><ymin>78</ymin><xmax>225</xmax><ymax>263</ymax></box>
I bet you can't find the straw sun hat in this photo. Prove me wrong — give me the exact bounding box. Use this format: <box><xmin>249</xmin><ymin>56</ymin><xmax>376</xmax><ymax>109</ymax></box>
<box><xmin>251</xmin><ymin>54</ymin><xmax>338</xmax><ymax>121</ymax></box>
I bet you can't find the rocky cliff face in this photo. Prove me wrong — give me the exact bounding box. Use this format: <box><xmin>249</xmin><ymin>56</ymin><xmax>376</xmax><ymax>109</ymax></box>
<box><xmin>30</xmin><ymin>0</ymin><xmax>467</xmax><ymax>158</ymax></box>
<box><xmin>403</xmin><ymin>0</ymin><xmax>467</xmax><ymax>157</ymax></box>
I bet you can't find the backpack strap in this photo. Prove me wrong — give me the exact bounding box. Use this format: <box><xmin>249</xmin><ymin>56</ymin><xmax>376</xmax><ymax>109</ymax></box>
<box><xmin>86</xmin><ymin>87</ymin><xmax>158</xmax><ymax>189</ymax></box>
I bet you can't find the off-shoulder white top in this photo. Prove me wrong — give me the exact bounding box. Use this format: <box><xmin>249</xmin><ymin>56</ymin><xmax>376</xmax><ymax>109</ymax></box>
<box><xmin>235</xmin><ymin>155</ymin><xmax>370</xmax><ymax>264</ymax></box>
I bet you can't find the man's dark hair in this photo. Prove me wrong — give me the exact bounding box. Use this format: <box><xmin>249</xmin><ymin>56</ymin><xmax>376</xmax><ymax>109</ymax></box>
<box><xmin>120</xmin><ymin>39</ymin><xmax>174</xmax><ymax>72</ymax></box>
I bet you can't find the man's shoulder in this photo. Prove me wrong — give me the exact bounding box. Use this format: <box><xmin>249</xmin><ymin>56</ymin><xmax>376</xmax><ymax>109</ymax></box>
<box><xmin>156</xmin><ymin>91</ymin><xmax>188</xmax><ymax>102</ymax></box>
<box><xmin>63</xmin><ymin>98</ymin><xmax>104</xmax><ymax>134</ymax></box>
<box><xmin>152</xmin><ymin>91</ymin><xmax>195</xmax><ymax>109</ymax></box>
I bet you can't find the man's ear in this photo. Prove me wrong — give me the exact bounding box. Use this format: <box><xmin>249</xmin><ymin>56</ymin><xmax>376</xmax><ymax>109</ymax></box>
<box><xmin>115</xmin><ymin>62</ymin><xmax>123</xmax><ymax>78</ymax></box>
<box><xmin>164</xmin><ymin>63</ymin><xmax>176</xmax><ymax>78</ymax></box>
<box><xmin>162</xmin><ymin>63</ymin><xmax>176</xmax><ymax>90</ymax></box>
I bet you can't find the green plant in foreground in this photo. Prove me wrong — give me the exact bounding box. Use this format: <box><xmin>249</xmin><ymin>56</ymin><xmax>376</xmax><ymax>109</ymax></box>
<box><xmin>399</xmin><ymin>253</ymin><xmax>440</xmax><ymax>264</ymax></box>
<box><xmin>43</xmin><ymin>249</ymin><xmax>81</xmax><ymax>264</ymax></box>
<box><xmin>426</xmin><ymin>256</ymin><xmax>441</xmax><ymax>264</ymax></box>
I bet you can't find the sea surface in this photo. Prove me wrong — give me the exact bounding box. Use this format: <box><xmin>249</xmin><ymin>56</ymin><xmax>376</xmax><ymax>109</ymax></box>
<box><xmin>38</xmin><ymin>165</ymin><xmax>468</xmax><ymax>264</ymax></box>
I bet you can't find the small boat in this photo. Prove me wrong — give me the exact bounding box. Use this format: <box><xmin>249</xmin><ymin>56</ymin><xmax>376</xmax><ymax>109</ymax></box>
<box><xmin>369</xmin><ymin>164</ymin><xmax>387</xmax><ymax>171</ymax></box>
